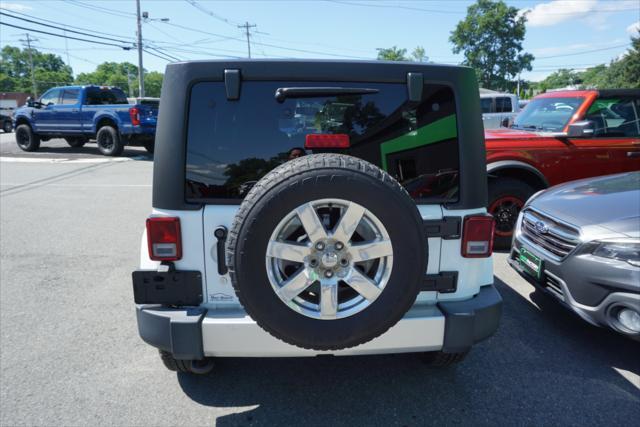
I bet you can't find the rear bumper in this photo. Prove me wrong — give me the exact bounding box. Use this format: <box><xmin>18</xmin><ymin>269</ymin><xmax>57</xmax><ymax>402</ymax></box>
<box><xmin>136</xmin><ymin>284</ymin><xmax>501</xmax><ymax>359</ymax></box>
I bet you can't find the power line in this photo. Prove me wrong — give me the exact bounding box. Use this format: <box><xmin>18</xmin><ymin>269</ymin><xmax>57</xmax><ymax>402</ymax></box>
<box><xmin>0</xmin><ymin>22</ymin><xmax>133</xmax><ymax>50</ymax></box>
<box><xmin>0</xmin><ymin>11</ymin><xmax>133</xmax><ymax>44</ymax></box>
<box><xmin>63</xmin><ymin>0</ymin><xmax>136</xmax><ymax>19</ymax></box>
<box><xmin>161</xmin><ymin>21</ymin><xmax>244</xmax><ymax>42</ymax></box>
<box><xmin>249</xmin><ymin>39</ymin><xmax>371</xmax><ymax>59</ymax></box>
<box><xmin>184</xmin><ymin>0</ymin><xmax>240</xmax><ymax>27</ymax></box>
<box><xmin>536</xmin><ymin>43</ymin><xmax>630</xmax><ymax>59</ymax></box>
<box><xmin>5</xmin><ymin>9</ymin><xmax>137</xmax><ymax>41</ymax></box>
<box><xmin>143</xmin><ymin>48</ymin><xmax>175</xmax><ymax>63</ymax></box>
<box><xmin>326</xmin><ymin>1</ymin><xmax>464</xmax><ymax>14</ymax></box>
<box><xmin>146</xmin><ymin>46</ymin><xmax>182</xmax><ymax>62</ymax></box>
<box><xmin>328</xmin><ymin>0</ymin><xmax>638</xmax><ymax>15</ymax></box>
<box><xmin>157</xmin><ymin>45</ymin><xmax>244</xmax><ymax>59</ymax></box>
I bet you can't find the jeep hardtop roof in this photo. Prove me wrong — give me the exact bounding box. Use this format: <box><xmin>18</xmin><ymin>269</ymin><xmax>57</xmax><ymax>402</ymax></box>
<box><xmin>152</xmin><ymin>60</ymin><xmax>487</xmax><ymax>211</ymax></box>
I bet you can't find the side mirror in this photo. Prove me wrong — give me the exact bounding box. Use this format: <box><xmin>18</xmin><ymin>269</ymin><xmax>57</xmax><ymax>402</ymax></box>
<box><xmin>567</xmin><ymin>120</ymin><xmax>594</xmax><ymax>138</ymax></box>
<box><xmin>27</xmin><ymin>97</ymin><xmax>43</xmax><ymax>109</ymax></box>
<box><xmin>500</xmin><ymin>117</ymin><xmax>510</xmax><ymax>128</ymax></box>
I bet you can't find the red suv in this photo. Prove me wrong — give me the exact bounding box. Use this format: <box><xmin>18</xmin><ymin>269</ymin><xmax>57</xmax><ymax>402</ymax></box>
<box><xmin>485</xmin><ymin>89</ymin><xmax>640</xmax><ymax>247</ymax></box>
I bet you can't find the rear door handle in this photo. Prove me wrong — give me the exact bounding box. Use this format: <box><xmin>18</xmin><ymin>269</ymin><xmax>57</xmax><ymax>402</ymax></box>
<box><xmin>627</xmin><ymin>151</ymin><xmax>640</xmax><ymax>158</ymax></box>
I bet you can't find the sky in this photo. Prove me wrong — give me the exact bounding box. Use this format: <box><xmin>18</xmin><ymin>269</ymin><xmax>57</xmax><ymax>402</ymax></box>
<box><xmin>0</xmin><ymin>0</ymin><xmax>639</xmax><ymax>82</ymax></box>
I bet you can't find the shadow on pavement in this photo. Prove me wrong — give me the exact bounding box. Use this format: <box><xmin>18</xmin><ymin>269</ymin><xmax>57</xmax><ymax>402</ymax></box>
<box><xmin>177</xmin><ymin>276</ymin><xmax>640</xmax><ymax>426</ymax></box>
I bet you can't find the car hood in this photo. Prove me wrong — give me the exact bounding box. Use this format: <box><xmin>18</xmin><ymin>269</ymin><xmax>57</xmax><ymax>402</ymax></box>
<box><xmin>529</xmin><ymin>172</ymin><xmax>640</xmax><ymax>238</ymax></box>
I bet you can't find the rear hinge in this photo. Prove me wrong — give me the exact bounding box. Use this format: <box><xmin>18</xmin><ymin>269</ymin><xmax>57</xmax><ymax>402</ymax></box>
<box><xmin>421</xmin><ymin>272</ymin><xmax>458</xmax><ymax>293</ymax></box>
<box><xmin>224</xmin><ymin>69</ymin><xmax>241</xmax><ymax>100</ymax></box>
<box><xmin>423</xmin><ymin>216</ymin><xmax>461</xmax><ymax>239</ymax></box>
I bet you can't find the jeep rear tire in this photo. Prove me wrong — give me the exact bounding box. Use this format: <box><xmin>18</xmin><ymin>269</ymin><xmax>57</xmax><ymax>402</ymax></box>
<box><xmin>421</xmin><ymin>350</ymin><xmax>469</xmax><ymax>367</ymax></box>
<box><xmin>3</xmin><ymin>120</ymin><xmax>12</xmax><ymax>133</ymax></box>
<box><xmin>143</xmin><ymin>139</ymin><xmax>155</xmax><ymax>154</ymax></box>
<box><xmin>158</xmin><ymin>350</ymin><xmax>215</xmax><ymax>375</ymax></box>
<box><xmin>96</xmin><ymin>126</ymin><xmax>124</xmax><ymax>156</ymax></box>
<box><xmin>226</xmin><ymin>154</ymin><xmax>427</xmax><ymax>351</ymax></box>
<box><xmin>15</xmin><ymin>124</ymin><xmax>40</xmax><ymax>152</ymax></box>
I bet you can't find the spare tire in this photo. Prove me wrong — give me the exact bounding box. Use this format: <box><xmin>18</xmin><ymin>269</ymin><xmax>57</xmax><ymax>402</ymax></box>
<box><xmin>226</xmin><ymin>154</ymin><xmax>427</xmax><ymax>350</ymax></box>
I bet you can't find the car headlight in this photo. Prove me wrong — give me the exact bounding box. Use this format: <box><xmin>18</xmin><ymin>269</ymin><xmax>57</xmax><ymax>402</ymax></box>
<box><xmin>592</xmin><ymin>240</ymin><xmax>640</xmax><ymax>267</ymax></box>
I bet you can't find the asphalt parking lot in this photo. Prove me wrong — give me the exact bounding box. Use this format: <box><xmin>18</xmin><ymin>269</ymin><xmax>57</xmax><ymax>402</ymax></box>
<box><xmin>1</xmin><ymin>133</ymin><xmax>639</xmax><ymax>426</ymax></box>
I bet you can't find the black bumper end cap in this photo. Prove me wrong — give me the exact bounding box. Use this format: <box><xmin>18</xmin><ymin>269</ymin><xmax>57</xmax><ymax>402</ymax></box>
<box><xmin>136</xmin><ymin>305</ymin><xmax>207</xmax><ymax>360</ymax></box>
<box><xmin>438</xmin><ymin>284</ymin><xmax>502</xmax><ymax>353</ymax></box>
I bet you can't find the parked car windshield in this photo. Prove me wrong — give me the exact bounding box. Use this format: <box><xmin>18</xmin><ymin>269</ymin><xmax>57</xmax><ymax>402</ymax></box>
<box><xmin>512</xmin><ymin>96</ymin><xmax>584</xmax><ymax>132</ymax></box>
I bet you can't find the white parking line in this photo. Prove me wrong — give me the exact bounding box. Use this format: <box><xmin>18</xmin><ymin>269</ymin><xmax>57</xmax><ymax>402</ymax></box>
<box><xmin>1</xmin><ymin>183</ymin><xmax>151</xmax><ymax>187</ymax></box>
<box><xmin>0</xmin><ymin>156</ymin><xmax>147</xmax><ymax>163</ymax></box>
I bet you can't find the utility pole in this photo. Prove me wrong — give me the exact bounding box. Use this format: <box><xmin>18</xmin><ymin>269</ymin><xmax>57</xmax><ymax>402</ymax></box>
<box><xmin>126</xmin><ymin>63</ymin><xmax>133</xmax><ymax>97</ymax></box>
<box><xmin>135</xmin><ymin>0</ymin><xmax>145</xmax><ymax>97</ymax></box>
<box><xmin>237</xmin><ymin>22</ymin><xmax>256</xmax><ymax>58</ymax></box>
<box><xmin>19</xmin><ymin>33</ymin><xmax>38</xmax><ymax>98</ymax></box>
<box><xmin>63</xmin><ymin>28</ymin><xmax>71</xmax><ymax>68</ymax></box>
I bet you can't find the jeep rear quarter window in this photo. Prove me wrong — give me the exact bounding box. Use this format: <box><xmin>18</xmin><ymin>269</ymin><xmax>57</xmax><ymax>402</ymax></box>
<box><xmin>185</xmin><ymin>81</ymin><xmax>459</xmax><ymax>203</ymax></box>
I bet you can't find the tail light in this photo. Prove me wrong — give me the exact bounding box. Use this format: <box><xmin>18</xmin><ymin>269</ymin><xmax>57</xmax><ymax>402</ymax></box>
<box><xmin>129</xmin><ymin>107</ymin><xmax>141</xmax><ymax>126</ymax></box>
<box><xmin>146</xmin><ymin>217</ymin><xmax>182</xmax><ymax>261</ymax></box>
<box><xmin>305</xmin><ymin>133</ymin><xmax>350</xmax><ymax>149</ymax></box>
<box><xmin>461</xmin><ymin>215</ymin><xmax>495</xmax><ymax>258</ymax></box>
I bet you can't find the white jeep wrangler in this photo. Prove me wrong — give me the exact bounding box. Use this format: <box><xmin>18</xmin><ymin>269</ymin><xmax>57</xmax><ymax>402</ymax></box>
<box><xmin>133</xmin><ymin>60</ymin><xmax>502</xmax><ymax>374</ymax></box>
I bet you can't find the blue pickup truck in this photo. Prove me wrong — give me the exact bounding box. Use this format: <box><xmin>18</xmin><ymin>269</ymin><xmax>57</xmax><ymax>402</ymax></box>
<box><xmin>13</xmin><ymin>85</ymin><xmax>158</xmax><ymax>156</ymax></box>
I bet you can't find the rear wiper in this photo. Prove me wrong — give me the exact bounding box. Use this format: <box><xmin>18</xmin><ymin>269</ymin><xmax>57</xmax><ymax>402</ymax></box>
<box><xmin>275</xmin><ymin>87</ymin><xmax>379</xmax><ymax>103</ymax></box>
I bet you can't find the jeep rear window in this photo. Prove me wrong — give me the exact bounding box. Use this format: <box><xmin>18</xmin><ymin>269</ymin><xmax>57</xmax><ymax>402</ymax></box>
<box><xmin>186</xmin><ymin>81</ymin><xmax>459</xmax><ymax>203</ymax></box>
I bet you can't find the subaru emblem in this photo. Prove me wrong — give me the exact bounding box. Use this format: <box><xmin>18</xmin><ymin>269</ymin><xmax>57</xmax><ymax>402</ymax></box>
<box><xmin>535</xmin><ymin>221</ymin><xmax>549</xmax><ymax>234</ymax></box>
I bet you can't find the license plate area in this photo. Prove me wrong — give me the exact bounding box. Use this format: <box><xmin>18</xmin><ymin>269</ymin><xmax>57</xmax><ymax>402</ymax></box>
<box><xmin>518</xmin><ymin>247</ymin><xmax>543</xmax><ymax>280</ymax></box>
<box><xmin>132</xmin><ymin>270</ymin><xmax>203</xmax><ymax>306</ymax></box>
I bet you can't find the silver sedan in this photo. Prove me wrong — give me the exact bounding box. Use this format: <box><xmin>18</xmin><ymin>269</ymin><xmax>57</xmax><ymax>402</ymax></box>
<box><xmin>508</xmin><ymin>172</ymin><xmax>640</xmax><ymax>340</ymax></box>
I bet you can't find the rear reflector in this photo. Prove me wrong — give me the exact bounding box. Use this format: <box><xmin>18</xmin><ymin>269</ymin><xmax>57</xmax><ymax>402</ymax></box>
<box><xmin>461</xmin><ymin>215</ymin><xmax>495</xmax><ymax>258</ymax></box>
<box><xmin>305</xmin><ymin>133</ymin><xmax>350</xmax><ymax>149</ymax></box>
<box><xmin>129</xmin><ymin>107</ymin><xmax>141</xmax><ymax>126</ymax></box>
<box><xmin>146</xmin><ymin>217</ymin><xmax>182</xmax><ymax>261</ymax></box>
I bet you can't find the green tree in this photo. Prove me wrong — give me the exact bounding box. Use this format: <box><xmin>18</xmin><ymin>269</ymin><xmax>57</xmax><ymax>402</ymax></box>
<box><xmin>450</xmin><ymin>0</ymin><xmax>534</xmax><ymax>90</ymax></box>
<box><xmin>376</xmin><ymin>46</ymin><xmax>408</xmax><ymax>61</ymax></box>
<box><xmin>538</xmin><ymin>68</ymin><xmax>583</xmax><ymax>91</ymax></box>
<box><xmin>75</xmin><ymin>62</ymin><xmax>139</xmax><ymax>96</ymax></box>
<box><xmin>75</xmin><ymin>62</ymin><xmax>164</xmax><ymax>97</ymax></box>
<box><xmin>597</xmin><ymin>32</ymin><xmax>640</xmax><ymax>88</ymax></box>
<box><xmin>412</xmin><ymin>46</ymin><xmax>428</xmax><ymax>62</ymax></box>
<box><xmin>144</xmin><ymin>71</ymin><xmax>164</xmax><ymax>97</ymax></box>
<box><xmin>0</xmin><ymin>45</ymin><xmax>73</xmax><ymax>95</ymax></box>
<box><xmin>579</xmin><ymin>64</ymin><xmax>608</xmax><ymax>88</ymax></box>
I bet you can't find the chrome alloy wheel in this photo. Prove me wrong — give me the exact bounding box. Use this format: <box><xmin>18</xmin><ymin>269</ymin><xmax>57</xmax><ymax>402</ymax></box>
<box><xmin>266</xmin><ymin>199</ymin><xmax>393</xmax><ymax>320</ymax></box>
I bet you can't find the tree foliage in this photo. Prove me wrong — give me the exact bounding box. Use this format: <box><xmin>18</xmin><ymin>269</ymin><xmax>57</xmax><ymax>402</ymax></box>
<box><xmin>0</xmin><ymin>45</ymin><xmax>73</xmax><ymax>95</ymax></box>
<box><xmin>74</xmin><ymin>62</ymin><xmax>163</xmax><ymax>97</ymax></box>
<box><xmin>75</xmin><ymin>62</ymin><xmax>139</xmax><ymax>96</ymax></box>
<box><xmin>411</xmin><ymin>46</ymin><xmax>428</xmax><ymax>62</ymax></box>
<box><xmin>376</xmin><ymin>46</ymin><xmax>408</xmax><ymax>61</ymax></box>
<box><xmin>377</xmin><ymin>45</ymin><xmax>429</xmax><ymax>62</ymax></box>
<box><xmin>537</xmin><ymin>69</ymin><xmax>583</xmax><ymax>92</ymax></box>
<box><xmin>536</xmin><ymin>33</ymin><xmax>639</xmax><ymax>91</ymax></box>
<box><xmin>450</xmin><ymin>0</ymin><xmax>533</xmax><ymax>90</ymax></box>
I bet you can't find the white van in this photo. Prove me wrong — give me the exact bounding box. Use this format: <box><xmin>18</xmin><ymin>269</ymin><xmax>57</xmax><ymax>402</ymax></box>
<box><xmin>480</xmin><ymin>91</ymin><xmax>519</xmax><ymax>129</ymax></box>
